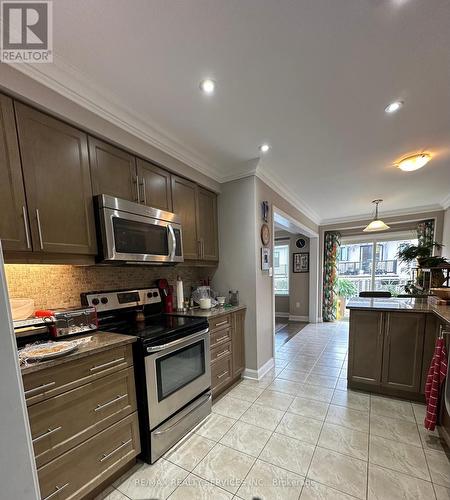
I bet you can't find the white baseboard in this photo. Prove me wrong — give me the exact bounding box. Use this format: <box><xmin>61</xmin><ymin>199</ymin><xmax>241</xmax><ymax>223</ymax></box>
<box><xmin>275</xmin><ymin>312</ymin><xmax>289</xmax><ymax>318</ymax></box>
<box><xmin>243</xmin><ymin>357</ymin><xmax>274</xmax><ymax>381</ymax></box>
<box><xmin>289</xmin><ymin>315</ymin><xmax>309</xmax><ymax>322</ymax></box>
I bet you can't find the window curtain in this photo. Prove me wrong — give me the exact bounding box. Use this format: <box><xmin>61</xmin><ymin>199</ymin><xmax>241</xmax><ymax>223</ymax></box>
<box><xmin>417</xmin><ymin>219</ymin><xmax>435</xmax><ymax>247</ymax></box>
<box><xmin>323</xmin><ymin>231</ymin><xmax>341</xmax><ymax>322</ymax></box>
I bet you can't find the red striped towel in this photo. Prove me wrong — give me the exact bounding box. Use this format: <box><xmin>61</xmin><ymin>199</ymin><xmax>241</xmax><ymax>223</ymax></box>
<box><xmin>424</xmin><ymin>337</ymin><xmax>448</xmax><ymax>431</ymax></box>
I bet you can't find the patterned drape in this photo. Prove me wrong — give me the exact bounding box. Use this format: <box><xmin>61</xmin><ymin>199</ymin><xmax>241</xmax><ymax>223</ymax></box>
<box><xmin>323</xmin><ymin>231</ymin><xmax>341</xmax><ymax>322</ymax></box>
<box><xmin>417</xmin><ymin>219</ymin><xmax>435</xmax><ymax>248</ymax></box>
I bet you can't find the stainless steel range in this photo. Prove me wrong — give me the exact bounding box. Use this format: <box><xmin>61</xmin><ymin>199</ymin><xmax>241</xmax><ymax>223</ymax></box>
<box><xmin>81</xmin><ymin>287</ymin><xmax>211</xmax><ymax>463</ymax></box>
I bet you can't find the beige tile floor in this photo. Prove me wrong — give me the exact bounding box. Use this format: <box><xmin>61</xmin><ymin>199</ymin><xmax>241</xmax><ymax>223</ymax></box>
<box><xmin>99</xmin><ymin>321</ymin><xmax>450</xmax><ymax>500</ymax></box>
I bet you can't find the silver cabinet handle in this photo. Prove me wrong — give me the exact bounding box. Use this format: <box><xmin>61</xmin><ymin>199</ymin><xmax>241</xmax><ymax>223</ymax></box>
<box><xmin>24</xmin><ymin>381</ymin><xmax>56</xmax><ymax>397</ymax></box>
<box><xmin>42</xmin><ymin>483</ymin><xmax>69</xmax><ymax>500</ymax></box>
<box><xmin>99</xmin><ymin>439</ymin><xmax>132</xmax><ymax>463</ymax></box>
<box><xmin>94</xmin><ymin>394</ymin><xmax>127</xmax><ymax>412</ymax></box>
<box><xmin>215</xmin><ymin>349</ymin><xmax>230</xmax><ymax>360</ymax></box>
<box><xmin>33</xmin><ymin>426</ymin><xmax>62</xmax><ymax>443</ymax></box>
<box><xmin>214</xmin><ymin>334</ymin><xmax>229</xmax><ymax>344</ymax></box>
<box><xmin>141</xmin><ymin>178</ymin><xmax>147</xmax><ymax>204</ymax></box>
<box><xmin>22</xmin><ymin>206</ymin><xmax>31</xmax><ymax>249</ymax></box>
<box><xmin>217</xmin><ymin>370</ymin><xmax>229</xmax><ymax>379</ymax></box>
<box><xmin>197</xmin><ymin>240</ymin><xmax>202</xmax><ymax>258</ymax></box>
<box><xmin>90</xmin><ymin>357</ymin><xmax>125</xmax><ymax>372</ymax></box>
<box><xmin>201</xmin><ymin>239</ymin><xmax>205</xmax><ymax>259</ymax></box>
<box><xmin>36</xmin><ymin>208</ymin><xmax>44</xmax><ymax>250</ymax></box>
<box><xmin>215</xmin><ymin>320</ymin><xmax>228</xmax><ymax>327</ymax></box>
<box><xmin>135</xmin><ymin>176</ymin><xmax>140</xmax><ymax>202</ymax></box>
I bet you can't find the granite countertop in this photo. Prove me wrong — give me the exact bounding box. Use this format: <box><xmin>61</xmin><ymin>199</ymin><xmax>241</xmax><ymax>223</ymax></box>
<box><xmin>20</xmin><ymin>331</ymin><xmax>137</xmax><ymax>375</ymax></box>
<box><xmin>346</xmin><ymin>297</ymin><xmax>450</xmax><ymax>325</ymax></box>
<box><xmin>167</xmin><ymin>304</ymin><xmax>246</xmax><ymax>319</ymax></box>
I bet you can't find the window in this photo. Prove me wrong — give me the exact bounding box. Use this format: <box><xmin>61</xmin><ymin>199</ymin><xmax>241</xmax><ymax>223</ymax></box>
<box><xmin>274</xmin><ymin>243</ymin><xmax>289</xmax><ymax>295</ymax></box>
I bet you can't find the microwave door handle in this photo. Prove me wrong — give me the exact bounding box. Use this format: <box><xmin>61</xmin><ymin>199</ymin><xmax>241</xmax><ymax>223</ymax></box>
<box><xmin>168</xmin><ymin>224</ymin><xmax>176</xmax><ymax>260</ymax></box>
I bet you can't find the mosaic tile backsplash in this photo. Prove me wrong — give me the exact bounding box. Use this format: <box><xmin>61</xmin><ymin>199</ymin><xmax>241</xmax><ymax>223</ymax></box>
<box><xmin>5</xmin><ymin>264</ymin><xmax>213</xmax><ymax>310</ymax></box>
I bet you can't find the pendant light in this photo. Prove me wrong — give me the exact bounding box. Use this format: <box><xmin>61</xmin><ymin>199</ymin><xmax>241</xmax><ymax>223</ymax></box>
<box><xmin>363</xmin><ymin>199</ymin><xmax>390</xmax><ymax>232</ymax></box>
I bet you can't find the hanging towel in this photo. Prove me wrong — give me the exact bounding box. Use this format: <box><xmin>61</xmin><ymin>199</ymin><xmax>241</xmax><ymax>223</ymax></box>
<box><xmin>424</xmin><ymin>337</ymin><xmax>448</xmax><ymax>431</ymax></box>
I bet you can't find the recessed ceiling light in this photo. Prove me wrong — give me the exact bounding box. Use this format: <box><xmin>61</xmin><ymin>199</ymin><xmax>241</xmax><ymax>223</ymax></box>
<box><xmin>259</xmin><ymin>143</ymin><xmax>270</xmax><ymax>153</ymax></box>
<box><xmin>199</xmin><ymin>79</ymin><xmax>216</xmax><ymax>95</ymax></box>
<box><xmin>395</xmin><ymin>153</ymin><xmax>431</xmax><ymax>172</ymax></box>
<box><xmin>385</xmin><ymin>100</ymin><xmax>403</xmax><ymax>114</ymax></box>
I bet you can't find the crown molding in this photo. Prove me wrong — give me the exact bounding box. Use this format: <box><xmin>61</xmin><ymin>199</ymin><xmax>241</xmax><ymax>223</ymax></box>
<box><xmin>441</xmin><ymin>193</ymin><xmax>450</xmax><ymax>210</ymax></box>
<box><xmin>7</xmin><ymin>59</ymin><xmax>224</xmax><ymax>182</ymax></box>
<box><xmin>320</xmin><ymin>203</ymin><xmax>444</xmax><ymax>226</ymax></box>
<box><xmin>255</xmin><ymin>168</ymin><xmax>321</xmax><ymax>224</ymax></box>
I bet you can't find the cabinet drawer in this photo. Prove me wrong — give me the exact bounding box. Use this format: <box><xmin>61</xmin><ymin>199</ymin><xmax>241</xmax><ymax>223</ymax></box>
<box><xmin>23</xmin><ymin>344</ymin><xmax>133</xmax><ymax>406</ymax></box>
<box><xmin>210</xmin><ymin>327</ymin><xmax>232</xmax><ymax>349</ymax></box>
<box><xmin>211</xmin><ymin>355</ymin><xmax>232</xmax><ymax>395</ymax></box>
<box><xmin>209</xmin><ymin>314</ymin><xmax>231</xmax><ymax>332</ymax></box>
<box><xmin>38</xmin><ymin>412</ymin><xmax>140</xmax><ymax>500</ymax></box>
<box><xmin>29</xmin><ymin>367</ymin><xmax>137</xmax><ymax>468</ymax></box>
<box><xmin>211</xmin><ymin>342</ymin><xmax>232</xmax><ymax>364</ymax></box>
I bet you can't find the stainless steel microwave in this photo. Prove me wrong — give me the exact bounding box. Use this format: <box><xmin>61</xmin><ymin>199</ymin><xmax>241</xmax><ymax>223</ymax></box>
<box><xmin>94</xmin><ymin>195</ymin><xmax>183</xmax><ymax>264</ymax></box>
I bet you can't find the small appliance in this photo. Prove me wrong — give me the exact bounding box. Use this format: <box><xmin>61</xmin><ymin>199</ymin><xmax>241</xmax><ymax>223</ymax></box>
<box><xmin>157</xmin><ymin>278</ymin><xmax>174</xmax><ymax>313</ymax></box>
<box><xmin>51</xmin><ymin>307</ymin><xmax>97</xmax><ymax>338</ymax></box>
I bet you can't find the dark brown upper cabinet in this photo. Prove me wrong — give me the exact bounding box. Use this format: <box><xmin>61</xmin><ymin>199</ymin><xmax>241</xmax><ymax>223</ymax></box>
<box><xmin>171</xmin><ymin>175</ymin><xmax>199</xmax><ymax>260</ymax></box>
<box><xmin>136</xmin><ymin>158</ymin><xmax>172</xmax><ymax>211</ymax></box>
<box><xmin>89</xmin><ymin>137</ymin><xmax>138</xmax><ymax>202</ymax></box>
<box><xmin>0</xmin><ymin>94</ymin><xmax>31</xmax><ymax>252</ymax></box>
<box><xmin>197</xmin><ymin>186</ymin><xmax>219</xmax><ymax>261</ymax></box>
<box><xmin>15</xmin><ymin>103</ymin><xmax>97</xmax><ymax>255</ymax></box>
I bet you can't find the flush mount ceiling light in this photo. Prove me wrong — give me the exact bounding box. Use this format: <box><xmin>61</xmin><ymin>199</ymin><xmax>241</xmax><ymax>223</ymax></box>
<box><xmin>395</xmin><ymin>153</ymin><xmax>431</xmax><ymax>172</ymax></box>
<box><xmin>363</xmin><ymin>199</ymin><xmax>390</xmax><ymax>232</ymax></box>
<box><xmin>385</xmin><ymin>100</ymin><xmax>403</xmax><ymax>114</ymax></box>
<box><xmin>199</xmin><ymin>79</ymin><xmax>216</xmax><ymax>95</ymax></box>
<box><xmin>259</xmin><ymin>143</ymin><xmax>270</xmax><ymax>154</ymax></box>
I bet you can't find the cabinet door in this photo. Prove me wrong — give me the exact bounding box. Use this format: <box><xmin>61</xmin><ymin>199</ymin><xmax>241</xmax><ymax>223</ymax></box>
<box><xmin>232</xmin><ymin>309</ymin><xmax>246</xmax><ymax>377</ymax></box>
<box><xmin>0</xmin><ymin>95</ymin><xmax>31</xmax><ymax>252</ymax></box>
<box><xmin>348</xmin><ymin>310</ymin><xmax>384</xmax><ymax>386</ymax></box>
<box><xmin>420</xmin><ymin>315</ymin><xmax>440</xmax><ymax>394</ymax></box>
<box><xmin>197</xmin><ymin>187</ymin><xmax>219</xmax><ymax>261</ymax></box>
<box><xmin>89</xmin><ymin>137</ymin><xmax>138</xmax><ymax>202</ymax></box>
<box><xmin>381</xmin><ymin>312</ymin><xmax>425</xmax><ymax>393</ymax></box>
<box><xmin>136</xmin><ymin>158</ymin><xmax>172</xmax><ymax>211</ymax></box>
<box><xmin>15</xmin><ymin>103</ymin><xmax>97</xmax><ymax>255</ymax></box>
<box><xmin>171</xmin><ymin>175</ymin><xmax>198</xmax><ymax>259</ymax></box>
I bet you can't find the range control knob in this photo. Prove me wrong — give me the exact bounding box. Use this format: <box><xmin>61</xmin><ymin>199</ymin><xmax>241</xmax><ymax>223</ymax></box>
<box><xmin>92</xmin><ymin>298</ymin><xmax>100</xmax><ymax>306</ymax></box>
<box><xmin>100</xmin><ymin>297</ymin><xmax>108</xmax><ymax>304</ymax></box>
<box><xmin>147</xmin><ymin>292</ymin><xmax>153</xmax><ymax>298</ymax></box>
<box><xmin>153</xmin><ymin>291</ymin><xmax>159</xmax><ymax>298</ymax></box>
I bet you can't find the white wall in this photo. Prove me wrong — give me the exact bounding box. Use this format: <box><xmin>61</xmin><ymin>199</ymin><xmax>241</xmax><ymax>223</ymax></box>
<box><xmin>0</xmin><ymin>246</ymin><xmax>40</xmax><ymax>499</ymax></box>
<box><xmin>443</xmin><ymin>207</ymin><xmax>450</xmax><ymax>259</ymax></box>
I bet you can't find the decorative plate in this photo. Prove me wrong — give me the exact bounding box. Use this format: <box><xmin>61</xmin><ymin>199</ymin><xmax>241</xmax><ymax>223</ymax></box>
<box><xmin>21</xmin><ymin>341</ymin><xmax>78</xmax><ymax>361</ymax></box>
<box><xmin>261</xmin><ymin>223</ymin><xmax>270</xmax><ymax>246</ymax></box>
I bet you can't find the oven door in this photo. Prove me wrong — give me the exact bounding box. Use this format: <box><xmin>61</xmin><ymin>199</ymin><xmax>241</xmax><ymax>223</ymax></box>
<box><xmin>99</xmin><ymin>207</ymin><xmax>183</xmax><ymax>263</ymax></box>
<box><xmin>144</xmin><ymin>328</ymin><xmax>211</xmax><ymax>429</ymax></box>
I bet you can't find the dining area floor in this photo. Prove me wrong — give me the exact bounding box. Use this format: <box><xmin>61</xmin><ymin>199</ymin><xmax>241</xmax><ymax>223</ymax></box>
<box><xmin>98</xmin><ymin>320</ymin><xmax>450</xmax><ymax>500</ymax></box>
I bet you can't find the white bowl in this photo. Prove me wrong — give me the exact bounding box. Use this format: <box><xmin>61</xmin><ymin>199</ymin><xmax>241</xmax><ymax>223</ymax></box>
<box><xmin>217</xmin><ymin>296</ymin><xmax>226</xmax><ymax>305</ymax></box>
<box><xmin>199</xmin><ymin>298</ymin><xmax>212</xmax><ymax>310</ymax></box>
<box><xmin>10</xmin><ymin>298</ymin><xmax>35</xmax><ymax>321</ymax></box>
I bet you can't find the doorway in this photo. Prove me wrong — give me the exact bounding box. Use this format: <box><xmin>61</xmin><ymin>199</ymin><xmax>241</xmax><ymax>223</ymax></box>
<box><xmin>271</xmin><ymin>207</ymin><xmax>319</xmax><ymax>353</ymax></box>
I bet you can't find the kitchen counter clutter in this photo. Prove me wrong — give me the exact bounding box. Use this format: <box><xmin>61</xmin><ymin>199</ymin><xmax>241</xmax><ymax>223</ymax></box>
<box><xmin>346</xmin><ymin>297</ymin><xmax>450</xmax><ymax>401</ymax></box>
<box><xmin>168</xmin><ymin>304</ymin><xmax>246</xmax><ymax>318</ymax></box>
<box><xmin>20</xmin><ymin>331</ymin><xmax>140</xmax><ymax>499</ymax></box>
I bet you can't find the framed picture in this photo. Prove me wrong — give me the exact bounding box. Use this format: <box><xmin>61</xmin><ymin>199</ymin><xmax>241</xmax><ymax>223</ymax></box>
<box><xmin>261</xmin><ymin>247</ymin><xmax>270</xmax><ymax>271</ymax></box>
<box><xmin>293</xmin><ymin>252</ymin><xmax>309</xmax><ymax>273</ymax></box>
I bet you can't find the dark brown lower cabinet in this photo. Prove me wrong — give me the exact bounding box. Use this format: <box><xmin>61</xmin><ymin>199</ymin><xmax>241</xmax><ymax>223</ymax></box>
<box><xmin>348</xmin><ymin>309</ymin><xmax>438</xmax><ymax>401</ymax></box>
<box><xmin>210</xmin><ymin>309</ymin><xmax>246</xmax><ymax>397</ymax></box>
<box><xmin>348</xmin><ymin>310</ymin><xmax>384</xmax><ymax>386</ymax></box>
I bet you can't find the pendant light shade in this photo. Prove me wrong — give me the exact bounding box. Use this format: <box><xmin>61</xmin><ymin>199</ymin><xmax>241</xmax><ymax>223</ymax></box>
<box><xmin>363</xmin><ymin>200</ymin><xmax>390</xmax><ymax>232</ymax></box>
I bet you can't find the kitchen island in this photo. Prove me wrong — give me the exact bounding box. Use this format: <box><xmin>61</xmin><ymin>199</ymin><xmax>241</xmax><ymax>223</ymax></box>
<box><xmin>346</xmin><ymin>297</ymin><xmax>450</xmax><ymax>401</ymax></box>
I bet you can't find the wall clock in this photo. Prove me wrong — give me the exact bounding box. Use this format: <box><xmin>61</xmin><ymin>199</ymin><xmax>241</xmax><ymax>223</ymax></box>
<box><xmin>295</xmin><ymin>238</ymin><xmax>306</xmax><ymax>249</ymax></box>
<box><xmin>261</xmin><ymin>224</ymin><xmax>270</xmax><ymax>246</ymax></box>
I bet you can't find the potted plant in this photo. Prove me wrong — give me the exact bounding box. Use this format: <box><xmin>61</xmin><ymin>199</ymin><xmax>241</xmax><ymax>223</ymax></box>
<box><xmin>397</xmin><ymin>241</ymin><xmax>447</xmax><ymax>289</ymax></box>
<box><xmin>335</xmin><ymin>278</ymin><xmax>358</xmax><ymax>319</ymax></box>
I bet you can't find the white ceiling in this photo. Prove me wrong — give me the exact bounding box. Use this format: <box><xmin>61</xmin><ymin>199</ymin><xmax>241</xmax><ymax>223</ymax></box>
<box><xmin>13</xmin><ymin>0</ymin><xmax>450</xmax><ymax>223</ymax></box>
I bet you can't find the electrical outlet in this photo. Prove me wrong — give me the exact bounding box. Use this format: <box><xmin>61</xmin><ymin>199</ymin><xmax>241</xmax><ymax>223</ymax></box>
<box><xmin>296</xmin><ymin>302</ymin><xmax>300</xmax><ymax>308</ymax></box>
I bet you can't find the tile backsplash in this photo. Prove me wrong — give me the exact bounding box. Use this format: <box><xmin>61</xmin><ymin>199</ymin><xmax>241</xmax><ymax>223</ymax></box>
<box><xmin>5</xmin><ymin>264</ymin><xmax>214</xmax><ymax>310</ymax></box>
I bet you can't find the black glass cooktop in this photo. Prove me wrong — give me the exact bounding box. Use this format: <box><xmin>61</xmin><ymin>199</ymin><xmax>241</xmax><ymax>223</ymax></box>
<box><xmin>100</xmin><ymin>313</ymin><xmax>208</xmax><ymax>346</ymax></box>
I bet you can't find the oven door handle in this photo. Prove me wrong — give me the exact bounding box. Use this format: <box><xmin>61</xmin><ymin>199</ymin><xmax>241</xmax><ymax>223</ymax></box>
<box><xmin>168</xmin><ymin>224</ymin><xmax>176</xmax><ymax>260</ymax></box>
<box><xmin>146</xmin><ymin>328</ymin><xmax>209</xmax><ymax>353</ymax></box>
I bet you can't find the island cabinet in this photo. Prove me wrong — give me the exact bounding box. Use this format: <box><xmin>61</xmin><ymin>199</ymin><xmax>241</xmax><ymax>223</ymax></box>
<box><xmin>209</xmin><ymin>308</ymin><xmax>246</xmax><ymax>397</ymax></box>
<box><xmin>22</xmin><ymin>340</ymin><xmax>140</xmax><ymax>500</ymax></box>
<box><xmin>348</xmin><ymin>309</ymin><xmax>436</xmax><ymax>401</ymax></box>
